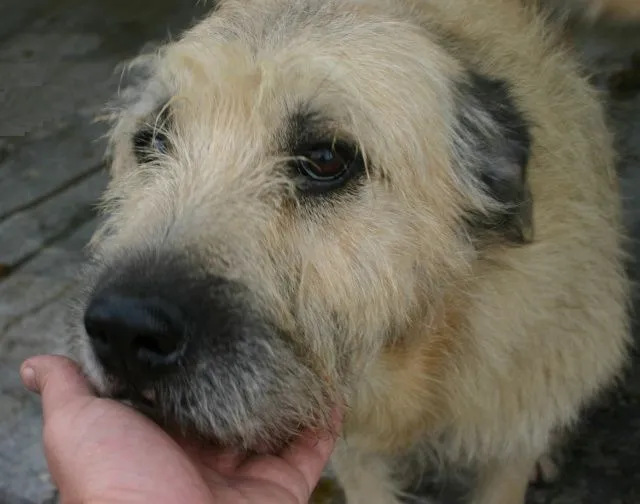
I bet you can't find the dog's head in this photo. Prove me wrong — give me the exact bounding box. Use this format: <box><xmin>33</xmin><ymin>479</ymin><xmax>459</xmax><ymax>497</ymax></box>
<box><xmin>71</xmin><ymin>0</ymin><xmax>532</xmax><ymax>450</ymax></box>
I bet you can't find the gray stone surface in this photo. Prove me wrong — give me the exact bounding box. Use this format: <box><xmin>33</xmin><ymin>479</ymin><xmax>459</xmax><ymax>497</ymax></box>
<box><xmin>0</xmin><ymin>2</ymin><xmax>638</xmax><ymax>504</ymax></box>
<box><xmin>0</xmin><ymin>2</ymin><xmax>209</xmax><ymax>502</ymax></box>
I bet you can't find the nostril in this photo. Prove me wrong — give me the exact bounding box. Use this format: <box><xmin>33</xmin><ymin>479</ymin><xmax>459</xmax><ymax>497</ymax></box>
<box><xmin>132</xmin><ymin>333</ymin><xmax>182</xmax><ymax>365</ymax></box>
<box><xmin>84</xmin><ymin>319</ymin><xmax>111</xmax><ymax>353</ymax></box>
<box><xmin>134</xmin><ymin>335</ymin><xmax>166</xmax><ymax>356</ymax></box>
<box><xmin>93</xmin><ymin>330</ymin><xmax>107</xmax><ymax>343</ymax></box>
<box><xmin>83</xmin><ymin>293</ymin><xmax>185</xmax><ymax>370</ymax></box>
<box><xmin>89</xmin><ymin>327</ymin><xmax>108</xmax><ymax>344</ymax></box>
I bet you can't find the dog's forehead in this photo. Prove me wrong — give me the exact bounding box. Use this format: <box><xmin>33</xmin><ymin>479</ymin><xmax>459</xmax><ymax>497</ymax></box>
<box><xmin>113</xmin><ymin>0</ymin><xmax>463</xmax><ymax>175</ymax></box>
<box><xmin>195</xmin><ymin>0</ymin><xmax>389</xmax><ymax>41</ymax></box>
<box><xmin>149</xmin><ymin>1</ymin><xmax>462</xmax><ymax>130</ymax></box>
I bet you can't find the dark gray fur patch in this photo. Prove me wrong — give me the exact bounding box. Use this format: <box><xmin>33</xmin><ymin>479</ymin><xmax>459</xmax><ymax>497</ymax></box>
<box><xmin>454</xmin><ymin>71</ymin><xmax>534</xmax><ymax>245</ymax></box>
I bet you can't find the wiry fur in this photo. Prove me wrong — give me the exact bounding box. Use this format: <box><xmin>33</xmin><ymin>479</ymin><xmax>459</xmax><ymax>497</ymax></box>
<box><xmin>69</xmin><ymin>0</ymin><xmax>633</xmax><ymax>502</ymax></box>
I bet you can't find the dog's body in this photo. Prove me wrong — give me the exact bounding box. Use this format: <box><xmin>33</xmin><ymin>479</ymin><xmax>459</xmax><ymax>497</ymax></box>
<box><xmin>71</xmin><ymin>1</ymin><xmax>634</xmax><ymax>503</ymax></box>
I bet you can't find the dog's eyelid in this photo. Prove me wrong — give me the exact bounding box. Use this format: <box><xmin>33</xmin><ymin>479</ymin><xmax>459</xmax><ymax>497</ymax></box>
<box><xmin>132</xmin><ymin>126</ymin><xmax>170</xmax><ymax>165</ymax></box>
<box><xmin>287</xmin><ymin>139</ymin><xmax>366</xmax><ymax>196</ymax></box>
<box><xmin>130</xmin><ymin>103</ymin><xmax>174</xmax><ymax>164</ymax></box>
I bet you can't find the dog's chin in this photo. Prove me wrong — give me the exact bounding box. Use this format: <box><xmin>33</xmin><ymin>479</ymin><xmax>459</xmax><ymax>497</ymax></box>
<box><xmin>90</xmin><ymin>374</ymin><xmax>305</xmax><ymax>454</ymax></box>
<box><xmin>76</xmin><ymin>341</ymin><xmax>333</xmax><ymax>454</ymax></box>
<box><xmin>111</xmin><ymin>388</ymin><xmax>158</xmax><ymax>415</ymax></box>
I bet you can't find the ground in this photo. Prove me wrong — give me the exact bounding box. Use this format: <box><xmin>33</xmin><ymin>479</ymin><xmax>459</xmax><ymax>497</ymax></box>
<box><xmin>0</xmin><ymin>2</ymin><xmax>639</xmax><ymax>503</ymax></box>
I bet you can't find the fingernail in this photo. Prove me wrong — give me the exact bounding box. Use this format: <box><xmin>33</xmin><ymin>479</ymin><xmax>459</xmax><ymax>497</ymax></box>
<box><xmin>20</xmin><ymin>364</ymin><xmax>37</xmax><ymax>392</ymax></box>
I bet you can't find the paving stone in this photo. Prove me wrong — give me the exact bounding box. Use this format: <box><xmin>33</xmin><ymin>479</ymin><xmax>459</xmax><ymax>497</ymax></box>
<box><xmin>0</xmin><ymin>169</ymin><xmax>107</xmax><ymax>267</ymax></box>
<box><xmin>0</xmin><ymin>220</ymin><xmax>97</xmax><ymax>503</ymax></box>
<box><xmin>0</xmin><ymin>1</ymin><xmax>209</xmax><ymax>502</ymax></box>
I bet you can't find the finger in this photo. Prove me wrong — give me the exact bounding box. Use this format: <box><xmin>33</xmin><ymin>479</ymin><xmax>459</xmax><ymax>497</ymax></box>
<box><xmin>278</xmin><ymin>410</ymin><xmax>342</xmax><ymax>496</ymax></box>
<box><xmin>240</xmin><ymin>409</ymin><xmax>343</xmax><ymax>502</ymax></box>
<box><xmin>202</xmin><ymin>450</ymin><xmax>245</xmax><ymax>474</ymax></box>
<box><xmin>20</xmin><ymin>355</ymin><xmax>95</xmax><ymax>421</ymax></box>
<box><xmin>176</xmin><ymin>436</ymin><xmax>245</xmax><ymax>475</ymax></box>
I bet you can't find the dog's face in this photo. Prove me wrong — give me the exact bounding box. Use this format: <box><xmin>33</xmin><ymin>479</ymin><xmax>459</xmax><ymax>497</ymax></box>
<box><xmin>71</xmin><ymin>0</ymin><xmax>532</xmax><ymax>450</ymax></box>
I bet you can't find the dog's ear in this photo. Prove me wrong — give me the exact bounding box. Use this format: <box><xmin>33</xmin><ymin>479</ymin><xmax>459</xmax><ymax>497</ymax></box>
<box><xmin>453</xmin><ymin>71</ymin><xmax>534</xmax><ymax>245</ymax></box>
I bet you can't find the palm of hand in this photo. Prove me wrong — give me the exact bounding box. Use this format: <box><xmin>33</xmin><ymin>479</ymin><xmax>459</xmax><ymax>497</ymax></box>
<box><xmin>32</xmin><ymin>357</ymin><xmax>337</xmax><ymax>504</ymax></box>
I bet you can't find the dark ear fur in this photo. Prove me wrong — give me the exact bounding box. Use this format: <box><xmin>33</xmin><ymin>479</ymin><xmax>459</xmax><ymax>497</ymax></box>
<box><xmin>454</xmin><ymin>71</ymin><xmax>534</xmax><ymax>245</ymax></box>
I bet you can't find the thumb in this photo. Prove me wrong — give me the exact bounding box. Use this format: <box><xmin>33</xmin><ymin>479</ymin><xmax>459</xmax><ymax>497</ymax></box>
<box><xmin>20</xmin><ymin>355</ymin><xmax>96</xmax><ymax>421</ymax></box>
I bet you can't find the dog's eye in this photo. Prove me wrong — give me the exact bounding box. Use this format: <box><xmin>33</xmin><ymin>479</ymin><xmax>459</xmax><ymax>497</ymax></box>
<box><xmin>298</xmin><ymin>146</ymin><xmax>348</xmax><ymax>180</ymax></box>
<box><xmin>133</xmin><ymin>129</ymin><xmax>168</xmax><ymax>164</ymax></box>
<box><xmin>295</xmin><ymin>142</ymin><xmax>362</xmax><ymax>192</ymax></box>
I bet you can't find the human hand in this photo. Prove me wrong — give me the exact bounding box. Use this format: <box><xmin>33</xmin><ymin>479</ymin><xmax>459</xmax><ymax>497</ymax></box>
<box><xmin>20</xmin><ymin>355</ymin><xmax>342</xmax><ymax>504</ymax></box>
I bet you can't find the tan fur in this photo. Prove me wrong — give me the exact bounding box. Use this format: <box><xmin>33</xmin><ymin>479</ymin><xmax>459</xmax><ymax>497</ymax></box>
<box><xmin>78</xmin><ymin>0</ymin><xmax>632</xmax><ymax>503</ymax></box>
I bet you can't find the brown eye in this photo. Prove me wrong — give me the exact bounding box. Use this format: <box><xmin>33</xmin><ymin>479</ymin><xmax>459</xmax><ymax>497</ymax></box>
<box><xmin>133</xmin><ymin>129</ymin><xmax>169</xmax><ymax>164</ymax></box>
<box><xmin>298</xmin><ymin>146</ymin><xmax>348</xmax><ymax>181</ymax></box>
<box><xmin>293</xmin><ymin>141</ymin><xmax>364</xmax><ymax>194</ymax></box>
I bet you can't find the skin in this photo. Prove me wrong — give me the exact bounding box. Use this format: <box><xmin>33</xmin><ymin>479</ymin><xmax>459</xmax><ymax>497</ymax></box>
<box><xmin>20</xmin><ymin>355</ymin><xmax>341</xmax><ymax>504</ymax></box>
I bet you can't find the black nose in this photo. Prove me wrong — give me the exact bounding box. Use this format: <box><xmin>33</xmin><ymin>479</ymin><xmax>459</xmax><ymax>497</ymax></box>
<box><xmin>84</xmin><ymin>293</ymin><xmax>185</xmax><ymax>375</ymax></box>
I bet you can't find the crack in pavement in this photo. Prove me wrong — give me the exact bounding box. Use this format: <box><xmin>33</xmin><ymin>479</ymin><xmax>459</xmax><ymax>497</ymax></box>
<box><xmin>0</xmin><ymin>206</ymin><xmax>97</xmax><ymax>282</ymax></box>
<box><xmin>0</xmin><ymin>162</ymin><xmax>105</xmax><ymax>224</ymax></box>
<box><xmin>0</xmin><ymin>282</ymin><xmax>77</xmax><ymax>342</ymax></box>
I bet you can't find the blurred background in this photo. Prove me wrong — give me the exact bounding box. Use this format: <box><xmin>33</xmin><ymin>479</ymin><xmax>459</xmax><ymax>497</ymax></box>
<box><xmin>0</xmin><ymin>1</ymin><xmax>639</xmax><ymax>503</ymax></box>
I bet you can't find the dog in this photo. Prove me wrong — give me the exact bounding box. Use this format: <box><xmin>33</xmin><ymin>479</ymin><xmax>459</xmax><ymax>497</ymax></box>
<box><xmin>68</xmin><ymin>1</ymin><xmax>635</xmax><ymax>502</ymax></box>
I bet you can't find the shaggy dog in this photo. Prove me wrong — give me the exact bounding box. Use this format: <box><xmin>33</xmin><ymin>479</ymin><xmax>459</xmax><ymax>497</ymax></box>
<box><xmin>69</xmin><ymin>1</ymin><xmax>636</xmax><ymax>502</ymax></box>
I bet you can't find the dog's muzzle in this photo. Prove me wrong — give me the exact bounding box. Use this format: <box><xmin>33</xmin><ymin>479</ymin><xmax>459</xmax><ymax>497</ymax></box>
<box><xmin>80</xmin><ymin>251</ymin><xmax>330</xmax><ymax>450</ymax></box>
<box><xmin>82</xmin><ymin>253</ymin><xmax>255</xmax><ymax>392</ymax></box>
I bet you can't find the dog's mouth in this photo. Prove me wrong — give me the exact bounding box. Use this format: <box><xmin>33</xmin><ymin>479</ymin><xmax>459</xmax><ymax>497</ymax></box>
<box><xmin>109</xmin><ymin>384</ymin><xmax>308</xmax><ymax>453</ymax></box>
<box><xmin>111</xmin><ymin>387</ymin><xmax>161</xmax><ymax>417</ymax></box>
<box><xmin>111</xmin><ymin>386</ymin><xmax>213</xmax><ymax>444</ymax></box>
